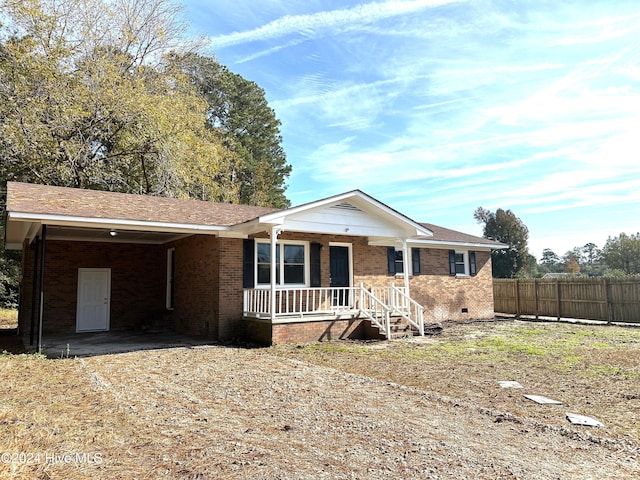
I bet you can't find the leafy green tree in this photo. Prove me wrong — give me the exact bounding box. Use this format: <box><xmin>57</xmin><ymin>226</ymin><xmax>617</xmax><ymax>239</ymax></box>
<box><xmin>474</xmin><ymin>207</ymin><xmax>530</xmax><ymax>278</ymax></box>
<box><xmin>539</xmin><ymin>248</ymin><xmax>561</xmax><ymax>274</ymax></box>
<box><xmin>168</xmin><ymin>53</ymin><xmax>291</xmax><ymax>208</ymax></box>
<box><xmin>601</xmin><ymin>233</ymin><xmax>640</xmax><ymax>275</ymax></box>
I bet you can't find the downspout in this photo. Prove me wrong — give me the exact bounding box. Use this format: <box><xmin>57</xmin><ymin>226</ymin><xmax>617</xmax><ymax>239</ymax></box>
<box><xmin>29</xmin><ymin>237</ymin><xmax>39</xmax><ymax>346</ymax></box>
<box><xmin>37</xmin><ymin>225</ymin><xmax>46</xmax><ymax>354</ymax></box>
<box><xmin>269</xmin><ymin>227</ymin><xmax>282</xmax><ymax>321</ymax></box>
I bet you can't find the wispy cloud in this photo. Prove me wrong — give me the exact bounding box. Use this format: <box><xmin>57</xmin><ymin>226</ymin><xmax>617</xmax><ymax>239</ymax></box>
<box><xmin>208</xmin><ymin>0</ymin><xmax>463</xmax><ymax>49</ymax></box>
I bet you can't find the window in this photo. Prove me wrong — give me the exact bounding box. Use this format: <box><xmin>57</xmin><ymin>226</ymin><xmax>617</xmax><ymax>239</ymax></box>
<box><xmin>256</xmin><ymin>241</ymin><xmax>308</xmax><ymax>286</ymax></box>
<box><xmin>394</xmin><ymin>250</ymin><xmax>404</xmax><ymax>274</ymax></box>
<box><xmin>449</xmin><ymin>250</ymin><xmax>477</xmax><ymax>276</ymax></box>
<box><xmin>455</xmin><ymin>252</ymin><xmax>466</xmax><ymax>274</ymax></box>
<box><xmin>387</xmin><ymin>247</ymin><xmax>420</xmax><ymax>275</ymax></box>
<box><xmin>166</xmin><ymin>248</ymin><xmax>175</xmax><ymax>309</ymax></box>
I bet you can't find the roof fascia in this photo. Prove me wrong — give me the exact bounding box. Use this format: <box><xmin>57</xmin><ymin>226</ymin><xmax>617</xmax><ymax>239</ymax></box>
<box><xmin>7</xmin><ymin>211</ymin><xmax>231</xmax><ymax>235</ymax></box>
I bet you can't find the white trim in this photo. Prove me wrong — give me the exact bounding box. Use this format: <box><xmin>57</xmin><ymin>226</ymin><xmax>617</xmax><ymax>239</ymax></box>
<box><xmin>241</xmin><ymin>190</ymin><xmax>433</xmax><ymax>238</ymax></box>
<box><xmin>7</xmin><ymin>211</ymin><xmax>230</xmax><ymax>235</ymax></box>
<box><xmin>407</xmin><ymin>238</ymin><xmax>507</xmax><ymax>250</ymax></box>
<box><xmin>454</xmin><ymin>250</ymin><xmax>472</xmax><ymax>277</ymax></box>
<box><xmin>256</xmin><ymin>238</ymin><xmax>310</xmax><ymax>288</ymax></box>
<box><xmin>166</xmin><ymin>248</ymin><xmax>175</xmax><ymax>310</ymax></box>
<box><xmin>329</xmin><ymin>242</ymin><xmax>354</xmax><ymax>289</ymax></box>
<box><xmin>76</xmin><ymin>268</ymin><xmax>111</xmax><ymax>332</ymax></box>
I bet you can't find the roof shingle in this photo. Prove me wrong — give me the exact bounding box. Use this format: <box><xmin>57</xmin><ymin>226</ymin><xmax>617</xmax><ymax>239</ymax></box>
<box><xmin>6</xmin><ymin>182</ymin><xmax>277</xmax><ymax>226</ymax></box>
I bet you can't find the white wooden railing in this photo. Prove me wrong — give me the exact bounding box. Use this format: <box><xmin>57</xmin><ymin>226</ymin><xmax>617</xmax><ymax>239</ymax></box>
<box><xmin>358</xmin><ymin>286</ymin><xmax>392</xmax><ymax>338</ymax></box>
<box><xmin>389</xmin><ymin>283</ymin><xmax>425</xmax><ymax>336</ymax></box>
<box><xmin>243</xmin><ymin>286</ymin><xmax>359</xmax><ymax>318</ymax></box>
<box><xmin>243</xmin><ymin>283</ymin><xmax>425</xmax><ymax>339</ymax></box>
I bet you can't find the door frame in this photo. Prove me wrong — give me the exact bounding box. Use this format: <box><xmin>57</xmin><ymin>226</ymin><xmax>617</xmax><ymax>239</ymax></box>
<box><xmin>76</xmin><ymin>268</ymin><xmax>111</xmax><ymax>333</ymax></box>
<box><xmin>329</xmin><ymin>242</ymin><xmax>353</xmax><ymax>288</ymax></box>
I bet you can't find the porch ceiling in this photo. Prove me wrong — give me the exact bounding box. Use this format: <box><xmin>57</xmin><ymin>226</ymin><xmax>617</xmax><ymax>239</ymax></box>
<box><xmin>44</xmin><ymin>225</ymin><xmax>189</xmax><ymax>244</ymax></box>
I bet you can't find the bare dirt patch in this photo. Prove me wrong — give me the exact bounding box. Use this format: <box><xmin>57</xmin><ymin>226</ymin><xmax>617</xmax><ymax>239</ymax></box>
<box><xmin>1</xmin><ymin>320</ymin><xmax>639</xmax><ymax>479</ymax></box>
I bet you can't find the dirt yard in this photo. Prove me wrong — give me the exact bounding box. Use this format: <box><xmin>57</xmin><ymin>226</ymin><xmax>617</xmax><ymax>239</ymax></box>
<box><xmin>1</xmin><ymin>319</ymin><xmax>638</xmax><ymax>479</ymax></box>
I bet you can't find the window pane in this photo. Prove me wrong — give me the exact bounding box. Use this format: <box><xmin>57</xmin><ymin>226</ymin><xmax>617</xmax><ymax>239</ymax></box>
<box><xmin>257</xmin><ymin>264</ymin><xmax>270</xmax><ymax>284</ymax></box>
<box><xmin>395</xmin><ymin>250</ymin><xmax>404</xmax><ymax>273</ymax></box>
<box><xmin>455</xmin><ymin>252</ymin><xmax>466</xmax><ymax>274</ymax></box>
<box><xmin>257</xmin><ymin>243</ymin><xmax>271</xmax><ymax>263</ymax></box>
<box><xmin>284</xmin><ymin>265</ymin><xmax>304</xmax><ymax>284</ymax></box>
<box><xmin>284</xmin><ymin>244</ymin><xmax>305</xmax><ymax>284</ymax></box>
<box><xmin>284</xmin><ymin>245</ymin><xmax>304</xmax><ymax>264</ymax></box>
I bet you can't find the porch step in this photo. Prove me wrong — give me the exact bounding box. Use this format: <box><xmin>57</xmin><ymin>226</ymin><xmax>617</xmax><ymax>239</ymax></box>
<box><xmin>368</xmin><ymin>316</ymin><xmax>443</xmax><ymax>339</ymax></box>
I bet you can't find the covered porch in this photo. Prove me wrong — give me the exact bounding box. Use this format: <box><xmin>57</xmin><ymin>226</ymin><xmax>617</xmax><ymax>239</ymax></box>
<box><xmin>243</xmin><ymin>283</ymin><xmax>426</xmax><ymax>339</ymax></box>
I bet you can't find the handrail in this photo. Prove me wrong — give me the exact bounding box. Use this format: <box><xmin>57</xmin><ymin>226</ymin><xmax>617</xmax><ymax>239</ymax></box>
<box><xmin>390</xmin><ymin>283</ymin><xmax>425</xmax><ymax>336</ymax></box>
<box><xmin>358</xmin><ymin>283</ymin><xmax>391</xmax><ymax>338</ymax></box>
<box><xmin>243</xmin><ymin>284</ymin><xmax>424</xmax><ymax>339</ymax></box>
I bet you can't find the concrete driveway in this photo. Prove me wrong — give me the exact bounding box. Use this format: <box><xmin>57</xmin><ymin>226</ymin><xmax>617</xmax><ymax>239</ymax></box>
<box><xmin>36</xmin><ymin>330</ymin><xmax>215</xmax><ymax>357</ymax></box>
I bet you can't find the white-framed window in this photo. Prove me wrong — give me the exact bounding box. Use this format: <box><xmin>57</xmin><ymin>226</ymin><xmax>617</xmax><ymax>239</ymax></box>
<box><xmin>256</xmin><ymin>240</ymin><xmax>309</xmax><ymax>287</ymax></box>
<box><xmin>166</xmin><ymin>248</ymin><xmax>175</xmax><ymax>309</ymax></box>
<box><xmin>449</xmin><ymin>250</ymin><xmax>477</xmax><ymax>276</ymax></box>
<box><xmin>387</xmin><ymin>247</ymin><xmax>420</xmax><ymax>276</ymax></box>
<box><xmin>454</xmin><ymin>252</ymin><xmax>467</xmax><ymax>275</ymax></box>
<box><xmin>394</xmin><ymin>249</ymin><xmax>404</xmax><ymax>274</ymax></box>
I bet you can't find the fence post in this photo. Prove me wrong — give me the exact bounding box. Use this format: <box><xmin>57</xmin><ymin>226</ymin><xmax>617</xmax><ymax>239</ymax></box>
<box><xmin>534</xmin><ymin>279</ymin><xmax>539</xmax><ymax>320</ymax></box>
<box><xmin>602</xmin><ymin>278</ymin><xmax>611</xmax><ymax>324</ymax></box>
<box><xmin>515</xmin><ymin>279</ymin><xmax>520</xmax><ymax>318</ymax></box>
<box><xmin>556</xmin><ymin>280</ymin><xmax>561</xmax><ymax>321</ymax></box>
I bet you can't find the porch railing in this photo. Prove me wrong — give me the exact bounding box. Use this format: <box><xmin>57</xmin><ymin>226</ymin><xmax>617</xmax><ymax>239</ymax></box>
<box><xmin>389</xmin><ymin>283</ymin><xmax>425</xmax><ymax>336</ymax></box>
<box><xmin>243</xmin><ymin>283</ymin><xmax>425</xmax><ymax>338</ymax></box>
<box><xmin>243</xmin><ymin>286</ymin><xmax>359</xmax><ymax>318</ymax></box>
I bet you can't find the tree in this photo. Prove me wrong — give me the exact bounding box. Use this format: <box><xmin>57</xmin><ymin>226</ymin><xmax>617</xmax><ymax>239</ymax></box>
<box><xmin>539</xmin><ymin>248</ymin><xmax>561</xmax><ymax>274</ymax></box>
<box><xmin>0</xmin><ymin>0</ymin><xmax>241</xmax><ymax>201</ymax></box>
<box><xmin>167</xmin><ymin>53</ymin><xmax>291</xmax><ymax>208</ymax></box>
<box><xmin>474</xmin><ymin>207</ymin><xmax>530</xmax><ymax>278</ymax></box>
<box><xmin>563</xmin><ymin>253</ymin><xmax>581</xmax><ymax>274</ymax></box>
<box><xmin>601</xmin><ymin>233</ymin><xmax>640</xmax><ymax>275</ymax></box>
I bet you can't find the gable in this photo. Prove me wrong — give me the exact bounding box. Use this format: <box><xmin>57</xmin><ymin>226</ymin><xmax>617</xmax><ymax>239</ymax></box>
<box><xmin>233</xmin><ymin>191</ymin><xmax>433</xmax><ymax>240</ymax></box>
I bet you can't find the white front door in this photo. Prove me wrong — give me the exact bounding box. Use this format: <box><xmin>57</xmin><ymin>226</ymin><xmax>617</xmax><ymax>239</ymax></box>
<box><xmin>76</xmin><ymin>268</ymin><xmax>111</xmax><ymax>332</ymax></box>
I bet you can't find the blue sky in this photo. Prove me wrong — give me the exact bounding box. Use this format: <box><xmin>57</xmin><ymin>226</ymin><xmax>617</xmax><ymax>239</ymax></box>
<box><xmin>182</xmin><ymin>0</ymin><xmax>640</xmax><ymax>259</ymax></box>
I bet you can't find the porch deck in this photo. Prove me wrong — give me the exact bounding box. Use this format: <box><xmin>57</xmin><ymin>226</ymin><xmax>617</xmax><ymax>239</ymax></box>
<box><xmin>243</xmin><ymin>284</ymin><xmax>426</xmax><ymax>339</ymax></box>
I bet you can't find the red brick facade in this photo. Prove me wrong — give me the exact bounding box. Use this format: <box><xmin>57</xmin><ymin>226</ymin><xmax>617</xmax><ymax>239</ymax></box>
<box><xmin>18</xmin><ymin>231</ymin><xmax>495</xmax><ymax>345</ymax></box>
<box><xmin>19</xmin><ymin>240</ymin><xmax>166</xmax><ymax>337</ymax></box>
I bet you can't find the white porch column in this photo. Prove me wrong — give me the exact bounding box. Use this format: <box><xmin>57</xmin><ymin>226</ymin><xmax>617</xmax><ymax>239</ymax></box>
<box><xmin>270</xmin><ymin>226</ymin><xmax>282</xmax><ymax>321</ymax></box>
<box><xmin>401</xmin><ymin>239</ymin><xmax>410</xmax><ymax>298</ymax></box>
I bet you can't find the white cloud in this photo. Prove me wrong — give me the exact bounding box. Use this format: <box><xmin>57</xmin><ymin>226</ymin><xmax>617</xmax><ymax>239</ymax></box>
<box><xmin>208</xmin><ymin>0</ymin><xmax>464</xmax><ymax>49</ymax></box>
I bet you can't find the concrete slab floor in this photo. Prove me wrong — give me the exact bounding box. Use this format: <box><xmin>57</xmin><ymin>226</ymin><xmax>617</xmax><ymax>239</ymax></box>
<box><xmin>31</xmin><ymin>330</ymin><xmax>215</xmax><ymax>358</ymax></box>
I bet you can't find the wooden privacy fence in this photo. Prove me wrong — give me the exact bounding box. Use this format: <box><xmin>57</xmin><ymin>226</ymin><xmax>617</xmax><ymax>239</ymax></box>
<box><xmin>493</xmin><ymin>278</ymin><xmax>640</xmax><ymax>324</ymax></box>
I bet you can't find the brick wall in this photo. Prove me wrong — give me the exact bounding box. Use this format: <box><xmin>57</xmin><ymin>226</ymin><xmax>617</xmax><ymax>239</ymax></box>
<box><xmin>19</xmin><ymin>239</ymin><xmax>166</xmax><ymax>336</ymax></box>
<box><xmin>217</xmin><ymin>237</ymin><xmax>244</xmax><ymax>340</ymax></box>
<box><xmin>244</xmin><ymin>317</ymin><xmax>371</xmax><ymax>345</ymax></box>
<box><xmin>169</xmin><ymin>235</ymin><xmax>220</xmax><ymax>338</ymax></box>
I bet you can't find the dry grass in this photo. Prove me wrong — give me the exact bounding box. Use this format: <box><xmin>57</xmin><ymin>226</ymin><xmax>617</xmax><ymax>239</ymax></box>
<box><xmin>272</xmin><ymin>320</ymin><xmax>640</xmax><ymax>443</ymax></box>
<box><xmin>0</xmin><ymin>309</ymin><xmax>18</xmax><ymax>329</ymax></box>
<box><xmin>0</xmin><ymin>320</ymin><xmax>639</xmax><ymax>479</ymax></box>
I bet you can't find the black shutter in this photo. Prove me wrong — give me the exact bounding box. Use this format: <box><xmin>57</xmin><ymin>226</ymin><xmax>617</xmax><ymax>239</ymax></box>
<box><xmin>449</xmin><ymin>250</ymin><xmax>456</xmax><ymax>276</ymax></box>
<box><xmin>469</xmin><ymin>250</ymin><xmax>477</xmax><ymax>276</ymax></box>
<box><xmin>243</xmin><ymin>239</ymin><xmax>255</xmax><ymax>288</ymax></box>
<box><xmin>412</xmin><ymin>248</ymin><xmax>421</xmax><ymax>275</ymax></box>
<box><xmin>310</xmin><ymin>242</ymin><xmax>322</xmax><ymax>287</ymax></box>
<box><xmin>387</xmin><ymin>247</ymin><xmax>396</xmax><ymax>275</ymax></box>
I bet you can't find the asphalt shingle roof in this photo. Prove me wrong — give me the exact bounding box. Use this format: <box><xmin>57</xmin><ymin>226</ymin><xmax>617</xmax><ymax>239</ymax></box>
<box><xmin>420</xmin><ymin>222</ymin><xmax>505</xmax><ymax>247</ymax></box>
<box><xmin>6</xmin><ymin>182</ymin><xmax>277</xmax><ymax>226</ymax></box>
